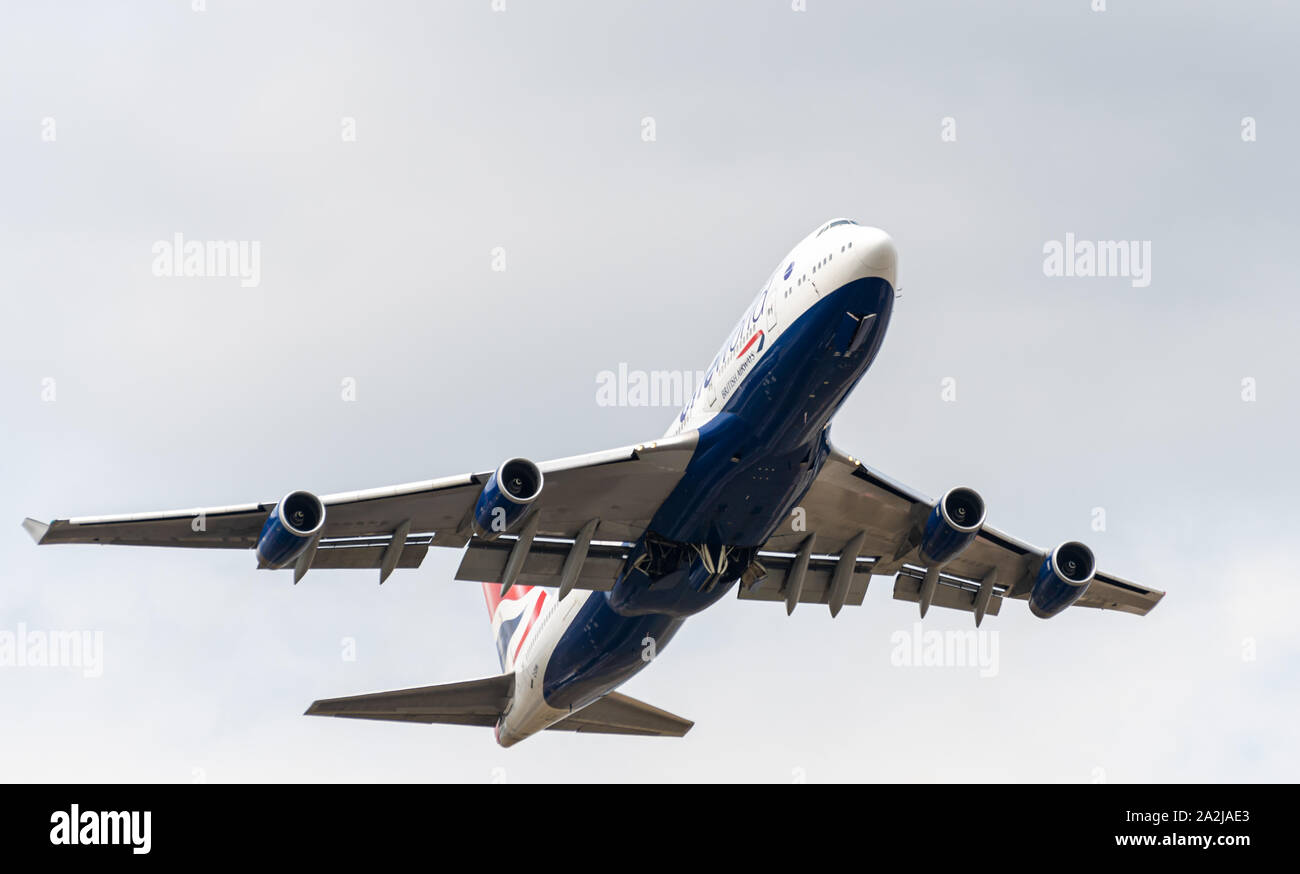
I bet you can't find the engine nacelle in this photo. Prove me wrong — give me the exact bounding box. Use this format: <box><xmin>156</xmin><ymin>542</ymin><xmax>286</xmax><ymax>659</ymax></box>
<box><xmin>473</xmin><ymin>457</ymin><xmax>543</xmax><ymax>540</ymax></box>
<box><xmin>1029</xmin><ymin>541</ymin><xmax>1096</xmax><ymax>618</ymax></box>
<box><xmin>256</xmin><ymin>490</ymin><xmax>326</xmax><ymax>569</ymax></box>
<box><xmin>918</xmin><ymin>486</ymin><xmax>986</xmax><ymax>566</ymax></box>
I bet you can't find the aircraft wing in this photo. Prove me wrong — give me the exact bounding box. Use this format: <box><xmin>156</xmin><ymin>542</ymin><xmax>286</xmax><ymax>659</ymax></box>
<box><xmin>447</xmin><ymin>442</ymin><xmax>1162</xmax><ymax>621</ymax></box>
<box><xmin>23</xmin><ymin>432</ymin><xmax>699</xmax><ymax>582</ymax></box>
<box><xmin>24</xmin><ymin>430</ymin><xmax>1161</xmax><ymax>621</ymax></box>
<box><xmin>743</xmin><ymin>443</ymin><xmax>1164</xmax><ymax>621</ymax></box>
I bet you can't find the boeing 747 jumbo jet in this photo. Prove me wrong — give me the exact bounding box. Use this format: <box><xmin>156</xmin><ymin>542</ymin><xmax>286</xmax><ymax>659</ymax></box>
<box><xmin>25</xmin><ymin>219</ymin><xmax>1163</xmax><ymax>746</ymax></box>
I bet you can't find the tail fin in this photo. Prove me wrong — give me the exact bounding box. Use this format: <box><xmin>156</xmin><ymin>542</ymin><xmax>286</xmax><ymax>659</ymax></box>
<box><xmin>482</xmin><ymin>583</ymin><xmax>547</xmax><ymax>673</ymax></box>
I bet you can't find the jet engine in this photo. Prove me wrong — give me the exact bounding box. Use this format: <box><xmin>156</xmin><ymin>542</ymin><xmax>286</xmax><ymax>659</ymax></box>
<box><xmin>1028</xmin><ymin>541</ymin><xmax>1096</xmax><ymax>618</ymax></box>
<box><xmin>256</xmin><ymin>490</ymin><xmax>326</xmax><ymax>569</ymax></box>
<box><xmin>473</xmin><ymin>457</ymin><xmax>544</xmax><ymax>540</ymax></box>
<box><xmin>918</xmin><ymin>486</ymin><xmax>986</xmax><ymax>566</ymax></box>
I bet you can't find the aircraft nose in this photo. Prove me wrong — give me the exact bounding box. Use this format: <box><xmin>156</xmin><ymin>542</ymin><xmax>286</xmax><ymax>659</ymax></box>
<box><xmin>853</xmin><ymin>227</ymin><xmax>898</xmax><ymax>290</ymax></box>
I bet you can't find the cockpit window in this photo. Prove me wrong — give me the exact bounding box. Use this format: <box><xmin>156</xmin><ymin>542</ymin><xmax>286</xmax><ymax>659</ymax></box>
<box><xmin>816</xmin><ymin>219</ymin><xmax>858</xmax><ymax>237</ymax></box>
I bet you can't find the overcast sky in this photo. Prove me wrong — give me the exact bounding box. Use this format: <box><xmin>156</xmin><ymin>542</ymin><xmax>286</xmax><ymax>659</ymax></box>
<box><xmin>2</xmin><ymin>1</ymin><xmax>1297</xmax><ymax>782</ymax></box>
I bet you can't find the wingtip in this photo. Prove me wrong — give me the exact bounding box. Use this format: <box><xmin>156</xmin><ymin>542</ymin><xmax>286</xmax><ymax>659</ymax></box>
<box><xmin>304</xmin><ymin>698</ymin><xmax>345</xmax><ymax>717</ymax></box>
<box><xmin>21</xmin><ymin>517</ymin><xmax>50</xmax><ymax>545</ymax></box>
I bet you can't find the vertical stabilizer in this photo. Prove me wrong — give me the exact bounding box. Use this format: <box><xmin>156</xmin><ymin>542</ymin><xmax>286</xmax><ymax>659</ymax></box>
<box><xmin>481</xmin><ymin>582</ymin><xmax>546</xmax><ymax>672</ymax></box>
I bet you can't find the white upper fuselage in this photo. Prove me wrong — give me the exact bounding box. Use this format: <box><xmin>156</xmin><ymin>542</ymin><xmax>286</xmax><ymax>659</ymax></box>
<box><xmin>667</xmin><ymin>220</ymin><xmax>899</xmax><ymax>437</ymax></box>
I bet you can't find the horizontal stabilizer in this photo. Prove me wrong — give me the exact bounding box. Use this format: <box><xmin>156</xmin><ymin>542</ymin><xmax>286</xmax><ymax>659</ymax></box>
<box><xmin>547</xmin><ymin>691</ymin><xmax>693</xmax><ymax>737</ymax></box>
<box><xmin>304</xmin><ymin>674</ymin><xmax>514</xmax><ymax>726</ymax></box>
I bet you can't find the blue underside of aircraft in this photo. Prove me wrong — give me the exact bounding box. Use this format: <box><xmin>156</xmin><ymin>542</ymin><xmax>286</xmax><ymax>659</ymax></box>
<box><xmin>542</xmin><ymin>275</ymin><xmax>895</xmax><ymax>711</ymax></box>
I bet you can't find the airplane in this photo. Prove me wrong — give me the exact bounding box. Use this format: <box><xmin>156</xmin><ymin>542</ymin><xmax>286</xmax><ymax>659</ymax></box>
<box><xmin>23</xmin><ymin>218</ymin><xmax>1164</xmax><ymax>747</ymax></box>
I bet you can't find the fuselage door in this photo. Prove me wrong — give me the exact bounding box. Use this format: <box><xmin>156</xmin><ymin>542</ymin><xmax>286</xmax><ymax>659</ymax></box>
<box><xmin>705</xmin><ymin>351</ymin><xmax>720</xmax><ymax>409</ymax></box>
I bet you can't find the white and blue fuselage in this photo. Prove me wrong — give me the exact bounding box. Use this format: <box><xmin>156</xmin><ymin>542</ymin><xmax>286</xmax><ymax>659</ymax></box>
<box><xmin>494</xmin><ymin>220</ymin><xmax>898</xmax><ymax>746</ymax></box>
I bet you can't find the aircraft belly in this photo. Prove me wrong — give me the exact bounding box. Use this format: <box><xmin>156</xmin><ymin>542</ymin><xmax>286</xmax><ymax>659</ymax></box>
<box><xmin>650</xmin><ymin>276</ymin><xmax>893</xmax><ymax>547</ymax></box>
<box><xmin>540</xmin><ymin>591</ymin><xmax>684</xmax><ymax>712</ymax></box>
